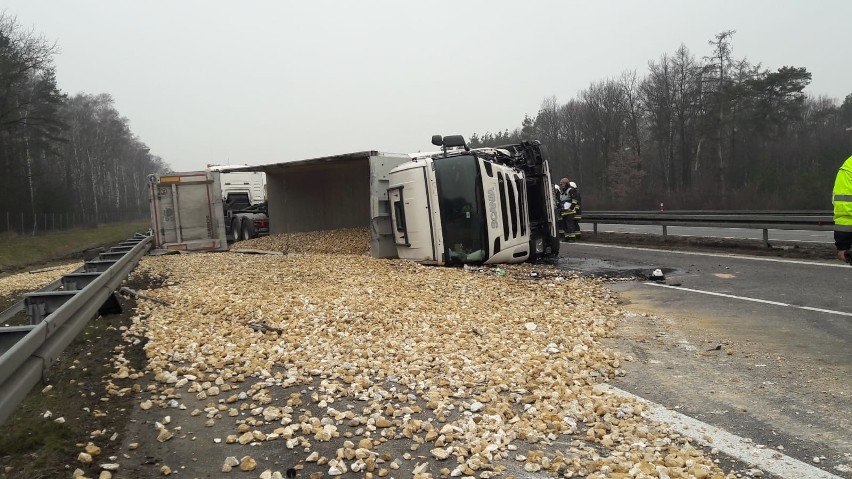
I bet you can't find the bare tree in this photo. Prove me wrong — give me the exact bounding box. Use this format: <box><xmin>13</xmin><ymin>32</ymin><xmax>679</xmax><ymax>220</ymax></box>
<box><xmin>705</xmin><ymin>30</ymin><xmax>736</xmax><ymax>195</ymax></box>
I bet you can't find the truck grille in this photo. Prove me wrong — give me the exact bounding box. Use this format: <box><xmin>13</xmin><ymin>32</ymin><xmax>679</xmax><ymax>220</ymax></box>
<box><xmin>497</xmin><ymin>172</ymin><xmax>524</xmax><ymax>241</ymax></box>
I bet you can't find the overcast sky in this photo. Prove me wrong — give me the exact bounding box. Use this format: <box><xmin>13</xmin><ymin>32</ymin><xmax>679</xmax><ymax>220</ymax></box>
<box><xmin>3</xmin><ymin>1</ymin><xmax>850</xmax><ymax>171</ymax></box>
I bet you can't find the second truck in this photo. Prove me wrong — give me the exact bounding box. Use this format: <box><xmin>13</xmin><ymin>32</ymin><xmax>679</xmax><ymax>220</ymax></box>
<box><xmin>207</xmin><ymin>165</ymin><xmax>269</xmax><ymax>242</ymax></box>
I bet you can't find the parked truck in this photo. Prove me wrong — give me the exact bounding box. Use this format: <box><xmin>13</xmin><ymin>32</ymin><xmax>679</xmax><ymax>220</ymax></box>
<box><xmin>207</xmin><ymin>165</ymin><xmax>269</xmax><ymax>241</ymax></box>
<box><xmin>387</xmin><ymin>135</ymin><xmax>560</xmax><ymax>265</ymax></box>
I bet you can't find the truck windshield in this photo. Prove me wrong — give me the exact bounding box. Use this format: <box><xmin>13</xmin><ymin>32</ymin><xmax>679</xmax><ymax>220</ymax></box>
<box><xmin>433</xmin><ymin>155</ymin><xmax>488</xmax><ymax>264</ymax></box>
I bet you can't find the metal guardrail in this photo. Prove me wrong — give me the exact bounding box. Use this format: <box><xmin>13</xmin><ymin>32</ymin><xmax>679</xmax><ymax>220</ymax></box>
<box><xmin>0</xmin><ymin>234</ymin><xmax>152</xmax><ymax>425</ymax></box>
<box><xmin>580</xmin><ymin>211</ymin><xmax>834</xmax><ymax>246</ymax></box>
<box><xmin>0</xmin><ymin>275</ymin><xmax>72</xmax><ymax>326</ymax></box>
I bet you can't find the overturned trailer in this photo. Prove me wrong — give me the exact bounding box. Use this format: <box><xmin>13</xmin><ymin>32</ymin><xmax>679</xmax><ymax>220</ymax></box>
<box><xmin>225</xmin><ymin>151</ymin><xmax>411</xmax><ymax>258</ymax></box>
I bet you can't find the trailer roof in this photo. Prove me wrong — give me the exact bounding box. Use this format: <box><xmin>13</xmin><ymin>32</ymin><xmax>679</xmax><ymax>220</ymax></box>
<box><xmin>217</xmin><ymin>151</ymin><xmax>405</xmax><ymax>173</ymax></box>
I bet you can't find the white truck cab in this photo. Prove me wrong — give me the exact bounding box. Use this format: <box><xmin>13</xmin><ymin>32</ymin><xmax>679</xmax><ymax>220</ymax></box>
<box><xmin>207</xmin><ymin>165</ymin><xmax>266</xmax><ymax>210</ymax></box>
<box><xmin>388</xmin><ymin>135</ymin><xmax>559</xmax><ymax>265</ymax></box>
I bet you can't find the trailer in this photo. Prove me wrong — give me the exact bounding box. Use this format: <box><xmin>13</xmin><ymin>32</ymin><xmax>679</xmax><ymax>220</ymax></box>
<box><xmin>223</xmin><ymin>151</ymin><xmax>412</xmax><ymax>258</ymax></box>
<box><xmin>147</xmin><ymin>171</ymin><xmax>228</xmax><ymax>251</ymax></box>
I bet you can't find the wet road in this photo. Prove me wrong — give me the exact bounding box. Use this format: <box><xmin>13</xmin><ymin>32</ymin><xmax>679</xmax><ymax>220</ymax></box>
<box><xmin>558</xmin><ymin>242</ymin><xmax>852</xmax><ymax>477</ymax></box>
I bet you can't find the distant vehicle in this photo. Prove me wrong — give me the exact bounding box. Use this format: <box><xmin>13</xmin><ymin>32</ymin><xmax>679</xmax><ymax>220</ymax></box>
<box><xmin>207</xmin><ymin>165</ymin><xmax>266</xmax><ymax>210</ymax></box>
<box><xmin>207</xmin><ymin>165</ymin><xmax>269</xmax><ymax>241</ymax></box>
<box><xmin>387</xmin><ymin>135</ymin><xmax>560</xmax><ymax>265</ymax></box>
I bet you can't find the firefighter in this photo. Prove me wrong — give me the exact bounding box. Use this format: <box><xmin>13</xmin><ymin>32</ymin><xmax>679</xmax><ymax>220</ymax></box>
<box><xmin>557</xmin><ymin>178</ymin><xmax>578</xmax><ymax>241</ymax></box>
<box><xmin>567</xmin><ymin>181</ymin><xmax>582</xmax><ymax>239</ymax></box>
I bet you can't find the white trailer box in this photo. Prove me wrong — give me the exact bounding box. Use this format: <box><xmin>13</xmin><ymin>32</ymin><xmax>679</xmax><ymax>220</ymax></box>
<box><xmin>147</xmin><ymin>171</ymin><xmax>228</xmax><ymax>251</ymax></box>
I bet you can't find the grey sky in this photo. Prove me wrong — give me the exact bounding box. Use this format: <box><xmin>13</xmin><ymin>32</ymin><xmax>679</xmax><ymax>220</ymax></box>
<box><xmin>4</xmin><ymin>1</ymin><xmax>850</xmax><ymax>171</ymax></box>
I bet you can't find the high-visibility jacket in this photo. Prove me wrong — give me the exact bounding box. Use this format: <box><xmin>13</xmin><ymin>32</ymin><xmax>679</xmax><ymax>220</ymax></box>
<box><xmin>833</xmin><ymin>155</ymin><xmax>852</xmax><ymax>231</ymax></box>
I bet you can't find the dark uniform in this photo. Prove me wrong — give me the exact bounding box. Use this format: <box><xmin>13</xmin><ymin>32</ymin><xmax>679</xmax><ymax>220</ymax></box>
<box><xmin>567</xmin><ymin>182</ymin><xmax>582</xmax><ymax>239</ymax></box>
<box><xmin>557</xmin><ymin>179</ymin><xmax>579</xmax><ymax>241</ymax></box>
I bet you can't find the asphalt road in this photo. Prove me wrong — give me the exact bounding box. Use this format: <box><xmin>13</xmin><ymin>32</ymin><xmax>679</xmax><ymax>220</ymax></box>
<box><xmin>557</xmin><ymin>242</ymin><xmax>852</xmax><ymax>477</ymax></box>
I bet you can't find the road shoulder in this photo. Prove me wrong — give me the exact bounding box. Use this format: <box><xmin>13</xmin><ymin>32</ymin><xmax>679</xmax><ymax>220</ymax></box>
<box><xmin>603</xmin><ymin>279</ymin><xmax>852</xmax><ymax>478</ymax></box>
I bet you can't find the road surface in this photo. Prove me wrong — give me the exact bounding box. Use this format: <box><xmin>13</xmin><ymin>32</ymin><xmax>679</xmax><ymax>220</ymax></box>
<box><xmin>557</xmin><ymin>241</ymin><xmax>852</xmax><ymax>477</ymax></box>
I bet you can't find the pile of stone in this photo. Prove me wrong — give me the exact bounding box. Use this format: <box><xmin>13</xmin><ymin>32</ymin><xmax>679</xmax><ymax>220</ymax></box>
<box><xmin>108</xmin><ymin>228</ymin><xmax>733</xmax><ymax>478</ymax></box>
<box><xmin>233</xmin><ymin>228</ymin><xmax>370</xmax><ymax>256</ymax></box>
<box><xmin>0</xmin><ymin>263</ymin><xmax>79</xmax><ymax>300</ymax></box>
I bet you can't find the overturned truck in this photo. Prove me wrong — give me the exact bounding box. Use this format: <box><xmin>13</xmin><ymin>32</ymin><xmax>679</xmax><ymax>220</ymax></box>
<box><xmin>387</xmin><ymin>135</ymin><xmax>560</xmax><ymax>265</ymax></box>
<box><xmin>147</xmin><ymin>139</ymin><xmax>560</xmax><ymax>265</ymax></box>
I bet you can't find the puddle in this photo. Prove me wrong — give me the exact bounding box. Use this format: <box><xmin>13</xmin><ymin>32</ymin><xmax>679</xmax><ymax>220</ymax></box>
<box><xmin>555</xmin><ymin>256</ymin><xmax>678</xmax><ymax>280</ymax></box>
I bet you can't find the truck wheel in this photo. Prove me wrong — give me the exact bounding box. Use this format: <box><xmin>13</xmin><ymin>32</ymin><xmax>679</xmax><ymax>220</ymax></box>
<box><xmin>549</xmin><ymin>236</ymin><xmax>561</xmax><ymax>256</ymax></box>
<box><xmin>231</xmin><ymin>219</ymin><xmax>242</xmax><ymax>242</ymax></box>
<box><xmin>241</xmin><ymin>220</ymin><xmax>254</xmax><ymax>240</ymax></box>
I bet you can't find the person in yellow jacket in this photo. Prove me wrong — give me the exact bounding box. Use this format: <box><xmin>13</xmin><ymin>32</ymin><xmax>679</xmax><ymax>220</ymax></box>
<box><xmin>833</xmin><ymin>151</ymin><xmax>852</xmax><ymax>262</ymax></box>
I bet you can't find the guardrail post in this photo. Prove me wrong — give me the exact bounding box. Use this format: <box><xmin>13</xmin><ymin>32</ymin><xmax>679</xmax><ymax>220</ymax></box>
<box><xmin>763</xmin><ymin>229</ymin><xmax>769</xmax><ymax>248</ymax></box>
<box><xmin>61</xmin><ymin>273</ymin><xmax>103</xmax><ymax>291</ymax></box>
<box><xmin>593</xmin><ymin>222</ymin><xmax>598</xmax><ymax>234</ymax></box>
<box><xmin>23</xmin><ymin>291</ymin><xmax>79</xmax><ymax>324</ymax></box>
<box><xmin>84</xmin><ymin>260</ymin><xmax>118</xmax><ymax>273</ymax></box>
<box><xmin>98</xmin><ymin>252</ymin><xmax>127</xmax><ymax>261</ymax></box>
<box><xmin>662</xmin><ymin>225</ymin><xmax>668</xmax><ymax>241</ymax></box>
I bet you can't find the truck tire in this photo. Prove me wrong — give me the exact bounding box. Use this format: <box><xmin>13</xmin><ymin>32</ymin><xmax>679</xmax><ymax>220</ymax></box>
<box><xmin>241</xmin><ymin>220</ymin><xmax>254</xmax><ymax>241</ymax></box>
<box><xmin>231</xmin><ymin>218</ymin><xmax>242</xmax><ymax>242</ymax></box>
<box><xmin>548</xmin><ymin>235</ymin><xmax>561</xmax><ymax>256</ymax></box>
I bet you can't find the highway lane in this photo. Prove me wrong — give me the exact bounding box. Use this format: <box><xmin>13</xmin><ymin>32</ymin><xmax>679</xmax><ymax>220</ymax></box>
<box><xmin>582</xmin><ymin>223</ymin><xmax>834</xmax><ymax>244</ymax></box>
<box><xmin>557</xmin><ymin>242</ymin><xmax>852</xmax><ymax>477</ymax></box>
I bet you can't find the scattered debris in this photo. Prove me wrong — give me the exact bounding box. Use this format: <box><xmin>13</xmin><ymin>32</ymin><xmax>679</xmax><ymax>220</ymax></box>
<box><xmin>117</xmin><ymin>229</ymin><xmax>734</xmax><ymax>478</ymax></box>
<box><xmin>247</xmin><ymin>322</ymin><xmax>284</xmax><ymax>334</ymax></box>
<box><xmin>231</xmin><ymin>249</ymin><xmax>286</xmax><ymax>256</ymax></box>
<box><xmin>119</xmin><ymin>286</ymin><xmax>171</xmax><ymax>306</ymax></box>
<box><xmin>28</xmin><ymin>265</ymin><xmax>67</xmax><ymax>274</ymax></box>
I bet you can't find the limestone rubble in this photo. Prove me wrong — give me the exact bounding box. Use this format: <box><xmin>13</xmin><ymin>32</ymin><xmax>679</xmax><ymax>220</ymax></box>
<box><xmin>116</xmin><ymin>228</ymin><xmax>735</xmax><ymax>478</ymax></box>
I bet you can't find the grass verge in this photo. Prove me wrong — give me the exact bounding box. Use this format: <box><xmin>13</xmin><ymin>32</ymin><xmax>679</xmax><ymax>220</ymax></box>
<box><xmin>0</xmin><ymin>221</ymin><xmax>149</xmax><ymax>272</ymax></box>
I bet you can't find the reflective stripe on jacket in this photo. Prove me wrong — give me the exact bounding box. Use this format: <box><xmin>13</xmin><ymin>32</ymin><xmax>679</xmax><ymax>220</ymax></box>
<box><xmin>833</xmin><ymin>155</ymin><xmax>852</xmax><ymax>231</ymax></box>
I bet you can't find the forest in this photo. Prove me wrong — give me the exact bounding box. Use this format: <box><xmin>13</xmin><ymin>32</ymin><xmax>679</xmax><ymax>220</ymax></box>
<box><xmin>0</xmin><ymin>14</ymin><xmax>168</xmax><ymax>234</ymax></box>
<box><xmin>470</xmin><ymin>31</ymin><xmax>852</xmax><ymax>210</ymax></box>
<box><xmin>4</xmin><ymin>18</ymin><xmax>852</xmax><ymax>232</ymax></box>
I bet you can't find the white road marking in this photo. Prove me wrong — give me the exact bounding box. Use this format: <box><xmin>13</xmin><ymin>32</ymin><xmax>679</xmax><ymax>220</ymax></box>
<box><xmin>579</xmin><ymin>242</ymin><xmax>848</xmax><ymax>268</ymax></box>
<box><xmin>597</xmin><ymin>384</ymin><xmax>845</xmax><ymax>479</ymax></box>
<box><xmin>643</xmin><ymin>282</ymin><xmax>852</xmax><ymax>317</ymax></box>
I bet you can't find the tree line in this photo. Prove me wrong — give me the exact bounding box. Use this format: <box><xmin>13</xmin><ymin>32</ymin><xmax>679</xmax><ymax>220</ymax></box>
<box><xmin>0</xmin><ymin>13</ymin><xmax>169</xmax><ymax>234</ymax></box>
<box><xmin>471</xmin><ymin>31</ymin><xmax>852</xmax><ymax>210</ymax></box>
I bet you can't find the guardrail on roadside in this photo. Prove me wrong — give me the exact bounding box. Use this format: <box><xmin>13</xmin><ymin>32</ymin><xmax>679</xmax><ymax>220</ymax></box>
<box><xmin>580</xmin><ymin>211</ymin><xmax>834</xmax><ymax>247</ymax></box>
<box><xmin>0</xmin><ymin>233</ymin><xmax>152</xmax><ymax>425</ymax></box>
